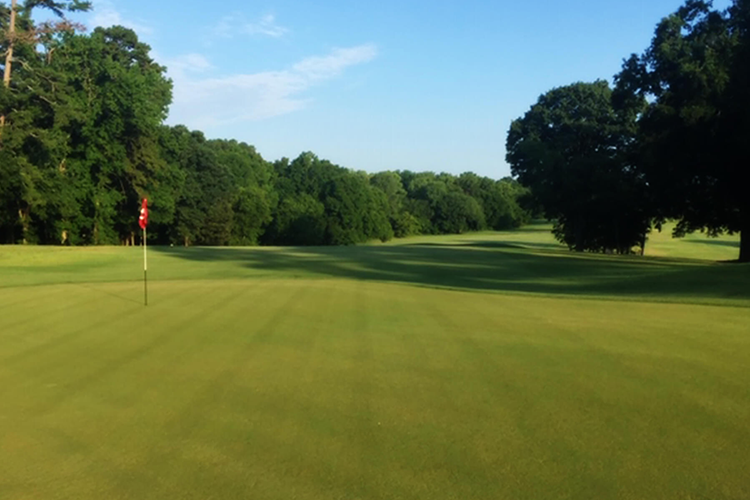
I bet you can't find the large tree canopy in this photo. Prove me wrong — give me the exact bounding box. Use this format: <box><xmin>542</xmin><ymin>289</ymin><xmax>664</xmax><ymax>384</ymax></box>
<box><xmin>0</xmin><ymin>2</ymin><xmax>540</xmax><ymax>247</ymax></box>
<box><xmin>0</xmin><ymin>10</ymin><xmax>532</xmax><ymax>248</ymax></box>
<box><xmin>506</xmin><ymin>81</ymin><xmax>651</xmax><ymax>253</ymax></box>
<box><xmin>614</xmin><ymin>0</ymin><xmax>750</xmax><ymax>261</ymax></box>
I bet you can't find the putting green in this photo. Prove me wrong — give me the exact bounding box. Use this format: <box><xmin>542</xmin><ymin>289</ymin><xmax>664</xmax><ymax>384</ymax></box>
<box><xmin>1</xmin><ymin>228</ymin><xmax>748</xmax><ymax>499</ymax></box>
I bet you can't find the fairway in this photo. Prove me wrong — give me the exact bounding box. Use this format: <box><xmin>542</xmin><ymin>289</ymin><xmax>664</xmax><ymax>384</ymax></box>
<box><xmin>1</xmin><ymin>228</ymin><xmax>749</xmax><ymax>499</ymax></box>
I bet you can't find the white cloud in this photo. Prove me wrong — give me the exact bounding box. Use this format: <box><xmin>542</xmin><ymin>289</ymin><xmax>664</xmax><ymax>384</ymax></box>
<box><xmin>168</xmin><ymin>53</ymin><xmax>214</xmax><ymax>74</ymax></box>
<box><xmin>293</xmin><ymin>45</ymin><xmax>379</xmax><ymax>80</ymax></box>
<box><xmin>89</xmin><ymin>0</ymin><xmax>152</xmax><ymax>34</ymax></box>
<box><xmin>244</xmin><ymin>14</ymin><xmax>289</xmax><ymax>38</ymax></box>
<box><xmin>166</xmin><ymin>44</ymin><xmax>378</xmax><ymax>127</ymax></box>
<box><xmin>209</xmin><ymin>13</ymin><xmax>289</xmax><ymax>41</ymax></box>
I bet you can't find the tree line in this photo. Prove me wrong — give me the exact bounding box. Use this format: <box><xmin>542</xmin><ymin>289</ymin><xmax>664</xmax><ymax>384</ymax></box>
<box><xmin>0</xmin><ymin>1</ymin><xmax>530</xmax><ymax>246</ymax></box>
<box><xmin>507</xmin><ymin>0</ymin><xmax>749</xmax><ymax>261</ymax></box>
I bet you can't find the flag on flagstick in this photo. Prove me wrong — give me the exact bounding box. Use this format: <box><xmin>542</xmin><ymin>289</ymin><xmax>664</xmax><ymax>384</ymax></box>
<box><xmin>139</xmin><ymin>198</ymin><xmax>148</xmax><ymax>230</ymax></box>
<box><xmin>139</xmin><ymin>198</ymin><xmax>148</xmax><ymax>306</ymax></box>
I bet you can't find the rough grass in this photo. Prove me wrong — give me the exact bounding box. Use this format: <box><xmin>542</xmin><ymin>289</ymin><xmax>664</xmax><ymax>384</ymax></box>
<box><xmin>0</xmin><ymin>226</ymin><xmax>748</xmax><ymax>499</ymax></box>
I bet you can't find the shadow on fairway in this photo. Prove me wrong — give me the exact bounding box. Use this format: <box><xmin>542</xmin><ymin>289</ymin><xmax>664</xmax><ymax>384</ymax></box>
<box><xmin>686</xmin><ymin>239</ymin><xmax>741</xmax><ymax>249</ymax></box>
<box><xmin>452</xmin><ymin>241</ymin><xmax>568</xmax><ymax>251</ymax></box>
<box><xmin>154</xmin><ymin>237</ymin><xmax>750</xmax><ymax>304</ymax></box>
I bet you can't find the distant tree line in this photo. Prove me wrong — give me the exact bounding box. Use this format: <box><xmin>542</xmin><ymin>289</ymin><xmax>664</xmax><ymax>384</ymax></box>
<box><xmin>150</xmin><ymin>134</ymin><xmax>531</xmax><ymax>247</ymax></box>
<box><xmin>0</xmin><ymin>2</ymin><xmax>530</xmax><ymax>246</ymax></box>
<box><xmin>507</xmin><ymin>0</ymin><xmax>750</xmax><ymax>261</ymax></box>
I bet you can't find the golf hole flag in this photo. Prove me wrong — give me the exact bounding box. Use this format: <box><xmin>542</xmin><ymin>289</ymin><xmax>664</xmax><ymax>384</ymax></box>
<box><xmin>139</xmin><ymin>198</ymin><xmax>148</xmax><ymax>230</ymax></box>
<box><xmin>140</xmin><ymin>198</ymin><xmax>148</xmax><ymax>305</ymax></box>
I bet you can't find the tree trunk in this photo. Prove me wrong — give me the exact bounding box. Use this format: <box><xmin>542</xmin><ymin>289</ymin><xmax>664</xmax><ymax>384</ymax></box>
<box><xmin>3</xmin><ymin>0</ymin><xmax>16</xmax><ymax>88</ymax></box>
<box><xmin>0</xmin><ymin>0</ymin><xmax>17</xmax><ymax>134</ymax></box>
<box><xmin>18</xmin><ymin>207</ymin><xmax>29</xmax><ymax>244</ymax></box>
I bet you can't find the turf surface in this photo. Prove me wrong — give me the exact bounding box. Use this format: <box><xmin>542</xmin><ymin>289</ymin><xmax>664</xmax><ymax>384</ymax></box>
<box><xmin>1</xmin><ymin>226</ymin><xmax>748</xmax><ymax>499</ymax></box>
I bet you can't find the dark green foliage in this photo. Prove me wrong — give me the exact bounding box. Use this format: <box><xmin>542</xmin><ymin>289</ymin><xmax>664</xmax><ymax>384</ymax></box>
<box><xmin>456</xmin><ymin>173</ymin><xmax>530</xmax><ymax>230</ymax></box>
<box><xmin>24</xmin><ymin>0</ymin><xmax>91</xmax><ymax>16</ymax></box>
<box><xmin>614</xmin><ymin>0</ymin><xmax>750</xmax><ymax>261</ymax></box>
<box><xmin>0</xmin><ymin>16</ymin><xmax>172</xmax><ymax>245</ymax></box>
<box><xmin>168</xmin><ymin>130</ymin><xmax>236</xmax><ymax>246</ymax></box>
<box><xmin>0</xmin><ymin>7</ymin><xmax>531</xmax><ymax>247</ymax></box>
<box><xmin>393</xmin><ymin>170</ymin><xmax>528</xmax><ymax>236</ymax></box>
<box><xmin>61</xmin><ymin>27</ymin><xmax>172</xmax><ymax>245</ymax></box>
<box><xmin>507</xmin><ymin>81</ymin><xmax>652</xmax><ymax>254</ymax></box>
<box><xmin>370</xmin><ymin>171</ymin><xmax>414</xmax><ymax>237</ymax></box>
<box><xmin>0</xmin><ymin>150</ymin><xmax>22</xmax><ymax>243</ymax></box>
<box><xmin>431</xmin><ymin>191</ymin><xmax>484</xmax><ymax>234</ymax></box>
<box><xmin>231</xmin><ymin>186</ymin><xmax>273</xmax><ymax>246</ymax></box>
<box><xmin>262</xmin><ymin>153</ymin><xmax>395</xmax><ymax>246</ymax></box>
<box><xmin>502</xmin><ymin>0</ymin><xmax>750</xmax><ymax>260</ymax></box>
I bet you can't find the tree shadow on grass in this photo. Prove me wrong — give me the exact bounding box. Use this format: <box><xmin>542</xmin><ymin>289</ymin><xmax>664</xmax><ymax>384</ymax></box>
<box><xmin>686</xmin><ymin>239</ymin><xmax>741</xmax><ymax>249</ymax></box>
<box><xmin>154</xmin><ymin>239</ymin><xmax>750</xmax><ymax>305</ymax></box>
<box><xmin>450</xmin><ymin>240</ymin><xmax>568</xmax><ymax>251</ymax></box>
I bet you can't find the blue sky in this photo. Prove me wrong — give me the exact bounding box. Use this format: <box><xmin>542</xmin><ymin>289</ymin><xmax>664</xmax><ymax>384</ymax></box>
<box><xmin>74</xmin><ymin>0</ymin><xmax>731</xmax><ymax>179</ymax></box>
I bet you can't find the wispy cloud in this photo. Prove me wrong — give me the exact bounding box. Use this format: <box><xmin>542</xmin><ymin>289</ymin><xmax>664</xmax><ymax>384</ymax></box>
<box><xmin>244</xmin><ymin>14</ymin><xmax>288</xmax><ymax>38</ymax></box>
<box><xmin>209</xmin><ymin>13</ymin><xmax>289</xmax><ymax>41</ymax></box>
<box><xmin>166</xmin><ymin>44</ymin><xmax>378</xmax><ymax>127</ymax></box>
<box><xmin>89</xmin><ymin>0</ymin><xmax>152</xmax><ymax>34</ymax></box>
<box><xmin>293</xmin><ymin>45</ymin><xmax>379</xmax><ymax>80</ymax></box>
<box><xmin>168</xmin><ymin>53</ymin><xmax>214</xmax><ymax>74</ymax></box>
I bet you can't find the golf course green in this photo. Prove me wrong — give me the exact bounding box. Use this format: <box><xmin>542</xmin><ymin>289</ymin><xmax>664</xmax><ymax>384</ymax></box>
<box><xmin>1</xmin><ymin>225</ymin><xmax>748</xmax><ymax>499</ymax></box>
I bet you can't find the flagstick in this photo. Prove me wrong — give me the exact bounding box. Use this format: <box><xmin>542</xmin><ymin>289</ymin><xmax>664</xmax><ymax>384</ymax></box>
<box><xmin>143</xmin><ymin>226</ymin><xmax>148</xmax><ymax>306</ymax></box>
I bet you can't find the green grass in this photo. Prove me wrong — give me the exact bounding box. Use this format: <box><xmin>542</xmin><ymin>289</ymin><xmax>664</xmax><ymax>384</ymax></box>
<box><xmin>1</xmin><ymin>226</ymin><xmax>748</xmax><ymax>499</ymax></box>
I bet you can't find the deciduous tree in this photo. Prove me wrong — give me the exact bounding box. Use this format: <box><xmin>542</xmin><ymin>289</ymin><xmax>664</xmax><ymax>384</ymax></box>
<box><xmin>507</xmin><ymin>81</ymin><xmax>651</xmax><ymax>253</ymax></box>
<box><xmin>615</xmin><ymin>0</ymin><xmax>750</xmax><ymax>261</ymax></box>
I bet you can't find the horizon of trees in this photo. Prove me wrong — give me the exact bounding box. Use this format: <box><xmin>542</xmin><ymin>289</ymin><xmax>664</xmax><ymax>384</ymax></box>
<box><xmin>2</xmin><ymin>0</ymin><xmax>747</xmax><ymax>262</ymax></box>
<box><xmin>0</xmin><ymin>2</ymin><xmax>530</xmax><ymax>246</ymax></box>
<box><xmin>507</xmin><ymin>0</ymin><xmax>749</xmax><ymax>262</ymax></box>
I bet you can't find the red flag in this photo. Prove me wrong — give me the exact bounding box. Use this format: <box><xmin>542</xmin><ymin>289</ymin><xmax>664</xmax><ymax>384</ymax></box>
<box><xmin>139</xmin><ymin>198</ymin><xmax>149</xmax><ymax>230</ymax></box>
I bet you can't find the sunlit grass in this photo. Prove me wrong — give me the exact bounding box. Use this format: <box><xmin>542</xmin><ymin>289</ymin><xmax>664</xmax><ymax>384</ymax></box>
<box><xmin>0</xmin><ymin>227</ymin><xmax>748</xmax><ymax>499</ymax></box>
